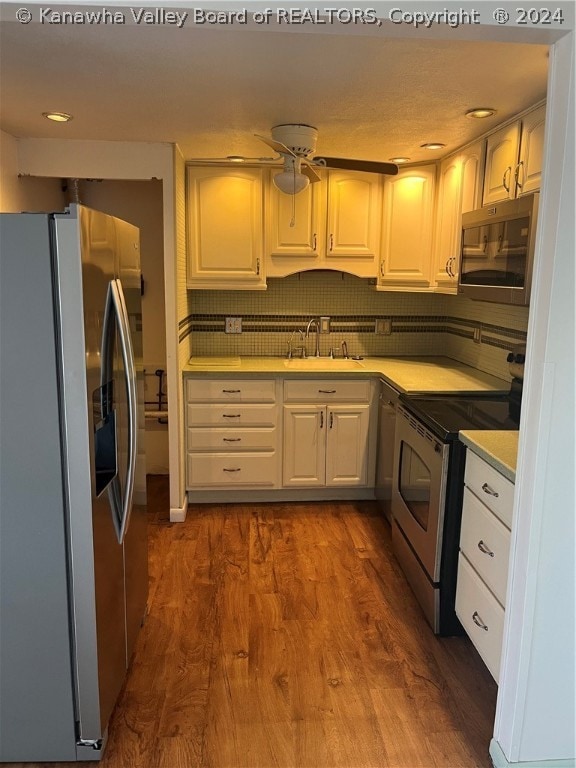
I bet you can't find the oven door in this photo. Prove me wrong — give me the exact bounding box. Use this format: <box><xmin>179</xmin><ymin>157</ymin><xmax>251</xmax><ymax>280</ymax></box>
<box><xmin>391</xmin><ymin>406</ymin><xmax>449</xmax><ymax>582</ymax></box>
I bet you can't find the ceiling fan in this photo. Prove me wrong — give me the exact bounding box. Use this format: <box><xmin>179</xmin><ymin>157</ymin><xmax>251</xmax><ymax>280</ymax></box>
<box><xmin>255</xmin><ymin>124</ymin><xmax>399</xmax><ymax>195</ymax></box>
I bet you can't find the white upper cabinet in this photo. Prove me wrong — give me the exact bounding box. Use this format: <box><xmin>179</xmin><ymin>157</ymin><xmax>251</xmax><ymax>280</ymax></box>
<box><xmin>482</xmin><ymin>104</ymin><xmax>545</xmax><ymax>205</ymax></box>
<box><xmin>377</xmin><ymin>165</ymin><xmax>436</xmax><ymax>290</ymax></box>
<box><xmin>516</xmin><ymin>104</ymin><xmax>546</xmax><ymax>196</ymax></box>
<box><xmin>432</xmin><ymin>141</ymin><xmax>484</xmax><ymax>293</ymax></box>
<box><xmin>186</xmin><ymin>166</ymin><xmax>266</xmax><ymax>290</ymax></box>
<box><xmin>266</xmin><ymin>169</ymin><xmax>382</xmax><ymax>278</ymax></box>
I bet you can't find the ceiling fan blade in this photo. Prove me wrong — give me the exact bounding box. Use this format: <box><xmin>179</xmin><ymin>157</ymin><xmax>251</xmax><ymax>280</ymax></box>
<box><xmin>255</xmin><ymin>134</ymin><xmax>296</xmax><ymax>157</ymax></box>
<box><xmin>313</xmin><ymin>156</ymin><xmax>399</xmax><ymax>176</ymax></box>
<box><xmin>300</xmin><ymin>162</ymin><xmax>321</xmax><ymax>183</ymax></box>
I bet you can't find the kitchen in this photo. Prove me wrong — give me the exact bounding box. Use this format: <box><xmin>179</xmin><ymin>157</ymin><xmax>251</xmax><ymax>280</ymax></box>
<box><xmin>0</xmin><ymin>3</ymin><xmax>574</xmax><ymax>767</ymax></box>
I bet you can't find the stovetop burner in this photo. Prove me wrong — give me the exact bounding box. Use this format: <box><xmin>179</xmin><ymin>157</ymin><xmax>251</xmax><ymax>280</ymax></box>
<box><xmin>400</xmin><ymin>378</ymin><xmax>522</xmax><ymax>441</ymax></box>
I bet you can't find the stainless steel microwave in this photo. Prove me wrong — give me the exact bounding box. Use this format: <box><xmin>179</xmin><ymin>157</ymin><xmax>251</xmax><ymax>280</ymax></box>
<box><xmin>458</xmin><ymin>193</ymin><xmax>539</xmax><ymax>305</ymax></box>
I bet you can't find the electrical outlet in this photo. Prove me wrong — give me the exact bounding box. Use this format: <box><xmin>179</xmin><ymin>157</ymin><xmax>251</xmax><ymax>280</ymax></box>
<box><xmin>320</xmin><ymin>316</ymin><xmax>331</xmax><ymax>334</ymax></box>
<box><xmin>225</xmin><ymin>317</ymin><xmax>242</xmax><ymax>334</ymax></box>
<box><xmin>375</xmin><ymin>318</ymin><xmax>392</xmax><ymax>335</ymax></box>
<box><xmin>473</xmin><ymin>327</ymin><xmax>481</xmax><ymax>344</ymax></box>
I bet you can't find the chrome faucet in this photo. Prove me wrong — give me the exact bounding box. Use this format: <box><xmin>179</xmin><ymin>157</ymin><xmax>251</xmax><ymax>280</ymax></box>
<box><xmin>341</xmin><ymin>340</ymin><xmax>349</xmax><ymax>359</ymax></box>
<box><xmin>287</xmin><ymin>329</ymin><xmax>307</xmax><ymax>359</ymax></box>
<box><xmin>305</xmin><ymin>318</ymin><xmax>321</xmax><ymax>357</ymax></box>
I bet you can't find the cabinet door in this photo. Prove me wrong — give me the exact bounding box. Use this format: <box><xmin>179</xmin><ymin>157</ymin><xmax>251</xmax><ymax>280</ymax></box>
<box><xmin>282</xmin><ymin>405</ymin><xmax>325</xmax><ymax>486</ymax></box>
<box><xmin>266</xmin><ymin>173</ymin><xmax>324</xmax><ymax>270</ymax></box>
<box><xmin>379</xmin><ymin>165</ymin><xmax>436</xmax><ymax>288</ymax></box>
<box><xmin>482</xmin><ymin>122</ymin><xmax>521</xmax><ymax>205</ymax></box>
<box><xmin>433</xmin><ymin>156</ymin><xmax>462</xmax><ymax>291</ymax></box>
<box><xmin>186</xmin><ymin>166</ymin><xmax>265</xmax><ymax>288</ymax></box>
<box><xmin>325</xmin><ymin>405</ymin><xmax>370</xmax><ymax>486</ymax></box>
<box><xmin>461</xmin><ymin>141</ymin><xmax>485</xmax><ymax>214</ymax></box>
<box><xmin>326</xmin><ymin>171</ymin><xmax>382</xmax><ymax>261</ymax></box>
<box><xmin>516</xmin><ymin>104</ymin><xmax>546</xmax><ymax>196</ymax></box>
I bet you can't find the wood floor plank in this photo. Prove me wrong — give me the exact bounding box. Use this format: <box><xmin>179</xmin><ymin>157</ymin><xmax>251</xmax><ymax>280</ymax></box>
<box><xmin>5</xmin><ymin>478</ymin><xmax>497</xmax><ymax>768</ymax></box>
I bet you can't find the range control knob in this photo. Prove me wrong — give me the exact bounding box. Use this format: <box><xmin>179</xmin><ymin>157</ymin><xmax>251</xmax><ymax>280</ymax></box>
<box><xmin>507</xmin><ymin>352</ymin><xmax>514</xmax><ymax>363</ymax></box>
<box><xmin>515</xmin><ymin>353</ymin><xmax>526</xmax><ymax>364</ymax></box>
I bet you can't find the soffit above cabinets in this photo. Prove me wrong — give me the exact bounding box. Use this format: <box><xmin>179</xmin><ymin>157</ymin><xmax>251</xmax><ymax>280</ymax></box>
<box><xmin>0</xmin><ymin>16</ymin><xmax>548</xmax><ymax>165</ymax></box>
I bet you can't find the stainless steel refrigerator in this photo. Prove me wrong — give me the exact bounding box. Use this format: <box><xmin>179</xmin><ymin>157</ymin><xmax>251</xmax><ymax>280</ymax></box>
<box><xmin>0</xmin><ymin>205</ymin><xmax>148</xmax><ymax>761</ymax></box>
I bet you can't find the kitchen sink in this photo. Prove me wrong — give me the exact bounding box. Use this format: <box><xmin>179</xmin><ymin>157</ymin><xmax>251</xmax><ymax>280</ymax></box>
<box><xmin>283</xmin><ymin>358</ymin><xmax>365</xmax><ymax>370</ymax></box>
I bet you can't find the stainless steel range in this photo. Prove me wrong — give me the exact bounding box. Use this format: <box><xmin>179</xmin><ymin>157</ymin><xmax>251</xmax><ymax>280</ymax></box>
<box><xmin>391</xmin><ymin>352</ymin><xmax>524</xmax><ymax>635</ymax></box>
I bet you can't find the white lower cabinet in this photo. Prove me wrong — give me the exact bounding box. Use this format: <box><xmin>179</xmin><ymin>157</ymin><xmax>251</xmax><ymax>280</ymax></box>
<box><xmin>456</xmin><ymin>450</ymin><xmax>515</xmax><ymax>683</ymax></box>
<box><xmin>283</xmin><ymin>404</ymin><xmax>371</xmax><ymax>487</ymax></box>
<box><xmin>185</xmin><ymin>378</ymin><xmax>279</xmax><ymax>489</ymax></box>
<box><xmin>282</xmin><ymin>379</ymin><xmax>374</xmax><ymax>488</ymax></box>
<box><xmin>184</xmin><ymin>375</ymin><xmax>376</xmax><ymax>495</ymax></box>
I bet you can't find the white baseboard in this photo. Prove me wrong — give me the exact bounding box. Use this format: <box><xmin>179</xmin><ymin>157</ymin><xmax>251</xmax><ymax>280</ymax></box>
<box><xmin>490</xmin><ymin>739</ymin><xmax>575</xmax><ymax>768</ymax></box>
<box><xmin>169</xmin><ymin>494</ymin><xmax>188</xmax><ymax>523</ymax></box>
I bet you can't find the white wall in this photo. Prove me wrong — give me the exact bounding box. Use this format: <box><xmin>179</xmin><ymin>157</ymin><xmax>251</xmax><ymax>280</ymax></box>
<box><xmin>0</xmin><ymin>130</ymin><xmax>64</xmax><ymax>212</ymax></box>
<box><xmin>12</xmin><ymin>137</ymin><xmax>184</xmax><ymax>510</ymax></box>
<box><xmin>492</xmin><ymin>29</ymin><xmax>575</xmax><ymax>766</ymax></box>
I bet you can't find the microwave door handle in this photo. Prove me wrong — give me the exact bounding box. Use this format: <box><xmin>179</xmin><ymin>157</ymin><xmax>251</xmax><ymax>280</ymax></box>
<box><xmin>109</xmin><ymin>279</ymin><xmax>138</xmax><ymax>545</ymax></box>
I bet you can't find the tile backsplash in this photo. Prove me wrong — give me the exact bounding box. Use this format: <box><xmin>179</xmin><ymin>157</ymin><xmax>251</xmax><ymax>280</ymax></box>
<box><xmin>182</xmin><ymin>271</ymin><xmax>529</xmax><ymax>380</ymax></box>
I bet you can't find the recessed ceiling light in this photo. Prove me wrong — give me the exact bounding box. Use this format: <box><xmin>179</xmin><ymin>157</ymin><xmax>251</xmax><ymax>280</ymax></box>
<box><xmin>465</xmin><ymin>108</ymin><xmax>497</xmax><ymax>119</ymax></box>
<box><xmin>421</xmin><ymin>142</ymin><xmax>446</xmax><ymax>150</ymax></box>
<box><xmin>389</xmin><ymin>157</ymin><xmax>411</xmax><ymax>164</ymax></box>
<box><xmin>42</xmin><ymin>111</ymin><xmax>73</xmax><ymax>122</ymax></box>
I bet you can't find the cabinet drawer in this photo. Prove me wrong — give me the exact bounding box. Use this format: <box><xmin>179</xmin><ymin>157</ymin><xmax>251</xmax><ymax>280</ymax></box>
<box><xmin>186</xmin><ymin>378</ymin><xmax>276</xmax><ymax>403</ymax></box>
<box><xmin>187</xmin><ymin>452</ymin><xmax>277</xmax><ymax>487</ymax></box>
<box><xmin>465</xmin><ymin>451</ymin><xmax>515</xmax><ymax>528</ymax></box>
<box><xmin>456</xmin><ymin>555</ymin><xmax>505</xmax><ymax>683</ymax></box>
<box><xmin>188</xmin><ymin>427</ymin><xmax>276</xmax><ymax>452</ymax></box>
<box><xmin>284</xmin><ymin>379</ymin><xmax>371</xmax><ymax>403</ymax></box>
<box><xmin>187</xmin><ymin>403</ymin><xmax>277</xmax><ymax>428</ymax></box>
<box><xmin>460</xmin><ymin>488</ymin><xmax>511</xmax><ymax>606</ymax></box>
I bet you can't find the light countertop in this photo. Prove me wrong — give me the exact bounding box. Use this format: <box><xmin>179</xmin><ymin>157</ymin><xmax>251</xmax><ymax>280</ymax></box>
<box><xmin>184</xmin><ymin>355</ymin><xmax>509</xmax><ymax>395</ymax></box>
<box><xmin>459</xmin><ymin>430</ymin><xmax>519</xmax><ymax>482</ymax></box>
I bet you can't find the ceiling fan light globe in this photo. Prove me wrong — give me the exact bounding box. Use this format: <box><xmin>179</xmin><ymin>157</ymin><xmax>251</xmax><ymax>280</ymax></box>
<box><xmin>273</xmin><ymin>170</ymin><xmax>310</xmax><ymax>195</ymax></box>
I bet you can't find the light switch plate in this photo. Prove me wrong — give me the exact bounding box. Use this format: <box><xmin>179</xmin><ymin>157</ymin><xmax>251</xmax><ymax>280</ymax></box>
<box><xmin>375</xmin><ymin>318</ymin><xmax>392</xmax><ymax>335</ymax></box>
<box><xmin>225</xmin><ymin>317</ymin><xmax>242</xmax><ymax>334</ymax></box>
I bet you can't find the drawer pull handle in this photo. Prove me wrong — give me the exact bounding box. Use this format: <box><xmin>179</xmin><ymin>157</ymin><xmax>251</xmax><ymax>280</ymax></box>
<box><xmin>222</xmin><ymin>389</ymin><xmax>241</xmax><ymax>393</ymax></box>
<box><xmin>472</xmin><ymin>611</ymin><xmax>489</xmax><ymax>631</ymax></box>
<box><xmin>222</xmin><ymin>414</ymin><xmax>241</xmax><ymax>418</ymax></box>
<box><xmin>477</xmin><ymin>540</ymin><xmax>495</xmax><ymax>557</ymax></box>
<box><xmin>482</xmin><ymin>482</ymin><xmax>499</xmax><ymax>498</ymax></box>
<box><xmin>319</xmin><ymin>389</ymin><xmax>337</xmax><ymax>394</ymax></box>
<box><xmin>223</xmin><ymin>438</ymin><xmax>241</xmax><ymax>442</ymax></box>
<box><xmin>223</xmin><ymin>468</ymin><xmax>241</xmax><ymax>473</ymax></box>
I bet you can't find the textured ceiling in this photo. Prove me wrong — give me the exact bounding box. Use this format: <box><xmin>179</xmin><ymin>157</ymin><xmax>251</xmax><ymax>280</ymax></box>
<box><xmin>0</xmin><ymin>15</ymin><xmax>549</xmax><ymax>164</ymax></box>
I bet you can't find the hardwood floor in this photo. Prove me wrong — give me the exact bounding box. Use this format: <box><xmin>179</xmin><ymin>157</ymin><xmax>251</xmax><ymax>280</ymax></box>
<box><xmin>10</xmin><ymin>476</ymin><xmax>497</xmax><ymax>768</ymax></box>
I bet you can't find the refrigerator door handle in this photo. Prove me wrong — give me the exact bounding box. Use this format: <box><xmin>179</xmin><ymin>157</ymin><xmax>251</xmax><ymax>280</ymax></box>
<box><xmin>105</xmin><ymin>279</ymin><xmax>138</xmax><ymax>544</ymax></box>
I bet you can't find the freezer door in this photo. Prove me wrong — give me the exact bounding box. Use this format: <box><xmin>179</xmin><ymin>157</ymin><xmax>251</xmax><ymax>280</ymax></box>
<box><xmin>100</xmin><ymin>278</ymin><xmax>137</xmax><ymax>543</ymax></box>
<box><xmin>114</xmin><ymin>218</ymin><xmax>149</xmax><ymax>663</ymax></box>
<box><xmin>53</xmin><ymin>207</ymin><xmax>128</xmax><ymax>743</ymax></box>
